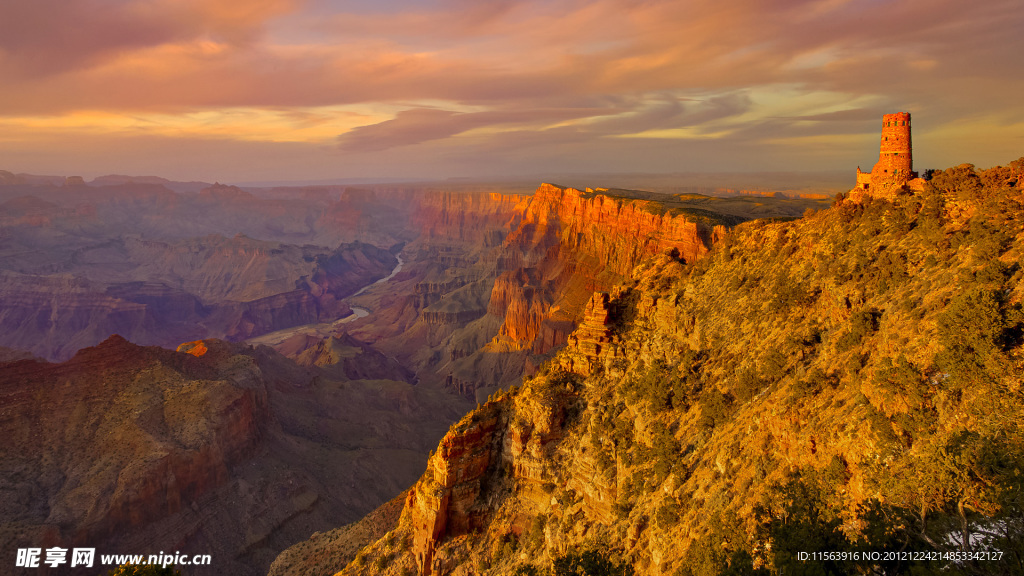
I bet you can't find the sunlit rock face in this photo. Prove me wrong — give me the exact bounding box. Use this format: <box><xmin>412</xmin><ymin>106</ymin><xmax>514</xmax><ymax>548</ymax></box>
<box><xmin>333</xmin><ymin>159</ymin><xmax>1024</xmax><ymax>576</ymax></box>
<box><xmin>369</xmin><ymin>184</ymin><xmax>728</xmax><ymax>401</ymax></box>
<box><xmin>487</xmin><ymin>184</ymin><xmax>723</xmax><ymax>355</ymax></box>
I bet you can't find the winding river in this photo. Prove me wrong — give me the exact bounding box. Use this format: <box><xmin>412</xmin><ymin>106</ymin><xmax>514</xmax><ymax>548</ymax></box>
<box><xmin>245</xmin><ymin>253</ymin><xmax>403</xmax><ymax>346</ymax></box>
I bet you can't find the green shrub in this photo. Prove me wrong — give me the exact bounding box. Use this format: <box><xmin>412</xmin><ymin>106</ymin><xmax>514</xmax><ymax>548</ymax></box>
<box><xmin>656</xmin><ymin>500</ymin><xmax>681</xmax><ymax>527</ymax></box>
<box><xmin>374</xmin><ymin>553</ymin><xmax>392</xmax><ymax>571</ymax></box>
<box><xmin>553</xmin><ymin>549</ymin><xmax>634</xmax><ymax>576</ymax></box>
<box><xmin>650</xmin><ymin>422</ymin><xmax>680</xmax><ymax>483</ymax></box>
<box><xmin>835</xmin><ymin>308</ymin><xmax>880</xmax><ymax>352</ymax></box>
<box><xmin>697</xmin><ymin>391</ymin><xmax>732</xmax><ymax>431</ymax></box>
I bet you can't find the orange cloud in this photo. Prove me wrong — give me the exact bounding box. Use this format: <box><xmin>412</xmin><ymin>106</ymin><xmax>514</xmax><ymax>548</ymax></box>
<box><xmin>0</xmin><ymin>0</ymin><xmax>1021</xmax><ymax>179</ymax></box>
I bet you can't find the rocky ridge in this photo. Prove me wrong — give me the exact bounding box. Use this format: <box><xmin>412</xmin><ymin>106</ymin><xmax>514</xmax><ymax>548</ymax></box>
<box><xmin>0</xmin><ymin>334</ymin><xmax>468</xmax><ymax>575</ymax></box>
<box><xmin>329</xmin><ymin>159</ymin><xmax>1024</xmax><ymax>576</ymax></box>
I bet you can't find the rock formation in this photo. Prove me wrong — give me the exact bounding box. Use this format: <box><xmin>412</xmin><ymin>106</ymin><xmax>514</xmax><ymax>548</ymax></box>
<box><xmin>0</xmin><ymin>335</ymin><xmax>469</xmax><ymax>575</ymax></box>
<box><xmin>331</xmin><ymin>159</ymin><xmax>1024</xmax><ymax>576</ymax></box>
<box><xmin>341</xmin><ymin>183</ymin><xmax>737</xmax><ymax>403</ymax></box>
<box><xmin>486</xmin><ymin>184</ymin><xmax>727</xmax><ymax>355</ymax></box>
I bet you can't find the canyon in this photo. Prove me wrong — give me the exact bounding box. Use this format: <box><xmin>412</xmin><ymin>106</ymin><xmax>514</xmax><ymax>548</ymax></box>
<box><xmin>0</xmin><ymin>335</ymin><xmax>468</xmax><ymax>575</ymax></box>
<box><xmin>0</xmin><ymin>173</ymin><xmax>830</xmax><ymax>575</ymax></box>
<box><xmin>314</xmin><ymin>158</ymin><xmax>1024</xmax><ymax>576</ymax></box>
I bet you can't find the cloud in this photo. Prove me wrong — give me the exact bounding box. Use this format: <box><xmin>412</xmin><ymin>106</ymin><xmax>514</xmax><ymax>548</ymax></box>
<box><xmin>0</xmin><ymin>0</ymin><xmax>178</xmax><ymax>76</ymax></box>
<box><xmin>337</xmin><ymin>108</ymin><xmax>476</xmax><ymax>152</ymax></box>
<box><xmin>1</xmin><ymin>0</ymin><xmax>1022</xmax><ymax>178</ymax></box>
<box><xmin>790</xmin><ymin>108</ymin><xmax>880</xmax><ymax>123</ymax></box>
<box><xmin>5</xmin><ymin>0</ymin><xmax>1022</xmax><ymax>115</ymax></box>
<box><xmin>0</xmin><ymin>0</ymin><xmax>299</xmax><ymax>78</ymax></box>
<box><xmin>336</xmin><ymin>105</ymin><xmax>615</xmax><ymax>152</ymax></box>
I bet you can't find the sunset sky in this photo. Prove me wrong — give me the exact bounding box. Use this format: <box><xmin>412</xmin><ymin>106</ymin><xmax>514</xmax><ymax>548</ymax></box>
<box><xmin>1</xmin><ymin>0</ymin><xmax>1022</xmax><ymax>183</ymax></box>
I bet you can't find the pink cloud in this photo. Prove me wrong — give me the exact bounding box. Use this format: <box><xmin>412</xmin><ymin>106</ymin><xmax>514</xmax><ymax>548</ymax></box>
<box><xmin>336</xmin><ymin>106</ymin><xmax>617</xmax><ymax>152</ymax></box>
<box><xmin>0</xmin><ymin>0</ymin><xmax>1022</xmax><ymax>177</ymax></box>
<box><xmin>0</xmin><ymin>0</ymin><xmax>299</xmax><ymax>78</ymax></box>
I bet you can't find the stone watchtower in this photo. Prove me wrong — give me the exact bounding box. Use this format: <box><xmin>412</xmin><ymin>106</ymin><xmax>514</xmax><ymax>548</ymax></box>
<box><xmin>854</xmin><ymin>112</ymin><xmax>923</xmax><ymax>198</ymax></box>
<box><xmin>875</xmin><ymin>112</ymin><xmax>913</xmax><ymax>178</ymax></box>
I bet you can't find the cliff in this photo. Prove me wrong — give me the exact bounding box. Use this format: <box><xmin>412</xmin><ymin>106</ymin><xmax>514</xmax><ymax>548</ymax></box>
<box><xmin>510</xmin><ymin>184</ymin><xmax>722</xmax><ymax>269</ymax></box>
<box><xmin>486</xmin><ymin>184</ymin><xmax>729</xmax><ymax>355</ymax></box>
<box><xmin>0</xmin><ymin>336</ymin><xmax>269</xmax><ymax>565</ymax></box>
<box><xmin>342</xmin><ymin>184</ymin><xmax>735</xmax><ymax>403</ymax></box>
<box><xmin>0</xmin><ymin>239</ymin><xmax>396</xmax><ymax>360</ymax></box>
<box><xmin>333</xmin><ymin>159</ymin><xmax>1024</xmax><ymax>576</ymax></box>
<box><xmin>341</xmin><ymin>183</ymin><xmax>755</xmax><ymax>403</ymax></box>
<box><xmin>411</xmin><ymin>191</ymin><xmax>531</xmax><ymax>245</ymax></box>
<box><xmin>0</xmin><ymin>334</ymin><xmax>469</xmax><ymax>575</ymax></box>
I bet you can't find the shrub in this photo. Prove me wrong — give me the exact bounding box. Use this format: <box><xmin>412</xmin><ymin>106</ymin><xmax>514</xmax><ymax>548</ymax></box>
<box><xmin>936</xmin><ymin>286</ymin><xmax>1021</xmax><ymax>388</ymax></box>
<box><xmin>697</xmin><ymin>390</ymin><xmax>732</xmax><ymax>431</ymax></box>
<box><xmin>374</xmin><ymin>553</ymin><xmax>392</xmax><ymax>571</ymax></box>
<box><xmin>656</xmin><ymin>500</ymin><xmax>681</xmax><ymax>527</ymax></box>
<box><xmin>514</xmin><ymin>564</ymin><xmax>541</xmax><ymax>576</ymax></box>
<box><xmin>732</xmin><ymin>367</ymin><xmax>765</xmax><ymax>402</ymax></box>
<box><xmin>650</xmin><ymin>422</ymin><xmax>680</xmax><ymax>482</ymax></box>
<box><xmin>528</xmin><ymin>515</ymin><xmax>547</xmax><ymax>547</ymax></box>
<box><xmin>966</xmin><ymin>218</ymin><xmax>1012</xmax><ymax>259</ymax></box>
<box><xmin>553</xmin><ymin>549</ymin><xmax>634</xmax><ymax>576</ymax></box>
<box><xmin>835</xmin><ymin>308</ymin><xmax>880</xmax><ymax>352</ymax></box>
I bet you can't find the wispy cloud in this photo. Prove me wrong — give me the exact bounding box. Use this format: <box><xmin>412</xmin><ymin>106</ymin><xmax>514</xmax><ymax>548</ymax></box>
<box><xmin>0</xmin><ymin>0</ymin><xmax>1021</xmax><ymax>180</ymax></box>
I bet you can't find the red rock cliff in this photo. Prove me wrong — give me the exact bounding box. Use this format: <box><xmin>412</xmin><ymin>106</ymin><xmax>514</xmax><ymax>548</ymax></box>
<box><xmin>411</xmin><ymin>191</ymin><xmax>530</xmax><ymax>245</ymax></box>
<box><xmin>488</xmin><ymin>184</ymin><xmax>723</xmax><ymax>353</ymax></box>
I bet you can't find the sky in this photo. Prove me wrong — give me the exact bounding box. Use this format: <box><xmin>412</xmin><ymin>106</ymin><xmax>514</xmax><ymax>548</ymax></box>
<box><xmin>1</xmin><ymin>0</ymin><xmax>1022</xmax><ymax>183</ymax></box>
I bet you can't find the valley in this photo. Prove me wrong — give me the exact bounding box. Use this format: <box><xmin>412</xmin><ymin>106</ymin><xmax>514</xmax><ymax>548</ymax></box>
<box><xmin>3</xmin><ymin>1</ymin><xmax>1020</xmax><ymax>574</ymax></box>
<box><xmin>304</xmin><ymin>158</ymin><xmax>1024</xmax><ymax>576</ymax></box>
<box><xmin>0</xmin><ymin>174</ymin><xmax>826</xmax><ymax>575</ymax></box>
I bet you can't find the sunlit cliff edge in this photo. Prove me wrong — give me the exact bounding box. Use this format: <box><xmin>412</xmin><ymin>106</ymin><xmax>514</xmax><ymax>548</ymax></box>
<box><xmin>274</xmin><ymin>157</ymin><xmax>1024</xmax><ymax>576</ymax></box>
<box><xmin>376</xmin><ymin>183</ymin><xmax>778</xmax><ymax>402</ymax></box>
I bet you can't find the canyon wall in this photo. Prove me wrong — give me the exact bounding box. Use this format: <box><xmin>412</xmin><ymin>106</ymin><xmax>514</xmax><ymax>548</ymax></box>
<box><xmin>0</xmin><ymin>335</ymin><xmax>469</xmax><ymax>575</ymax></box>
<box><xmin>0</xmin><ymin>336</ymin><xmax>270</xmax><ymax>573</ymax></box>
<box><xmin>333</xmin><ymin>161</ymin><xmax>1024</xmax><ymax>576</ymax></box>
<box><xmin>485</xmin><ymin>184</ymin><xmax>726</xmax><ymax>356</ymax></box>
<box><xmin>0</xmin><ymin>238</ymin><xmax>397</xmax><ymax>360</ymax></box>
<box><xmin>343</xmin><ymin>184</ymin><xmax>727</xmax><ymax>401</ymax></box>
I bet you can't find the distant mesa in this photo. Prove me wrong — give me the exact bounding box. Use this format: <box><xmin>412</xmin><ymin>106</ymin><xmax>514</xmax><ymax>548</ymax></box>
<box><xmin>89</xmin><ymin>174</ymin><xmax>172</xmax><ymax>186</ymax></box>
<box><xmin>0</xmin><ymin>171</ymin><xmax>66</xmax><ymax>186</ymax></box>
<box><xmin>852</xmin><ymin>112</ymin><xmax>926</xmax><ymax>199</ymax></box>
<box><xmin>0</xmin><ymin>170</ymin><xmax>26</xmax><ymax>186</ymax></box>
<box><xmin>63</xmin><ymin>175</ymin><xmax>87</xmax><ymax>187</ymax></box>
<box><xmin>200</xmin><ymin>182</ymin><xmax>253</xmax><ymax>200</ymax></box>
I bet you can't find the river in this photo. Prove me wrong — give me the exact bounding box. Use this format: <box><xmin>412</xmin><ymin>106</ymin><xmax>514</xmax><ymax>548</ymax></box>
<box><xmin>245</xmin><ymin>253</ymin><xmax>403</xmax><ymax>346</ymax></box>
